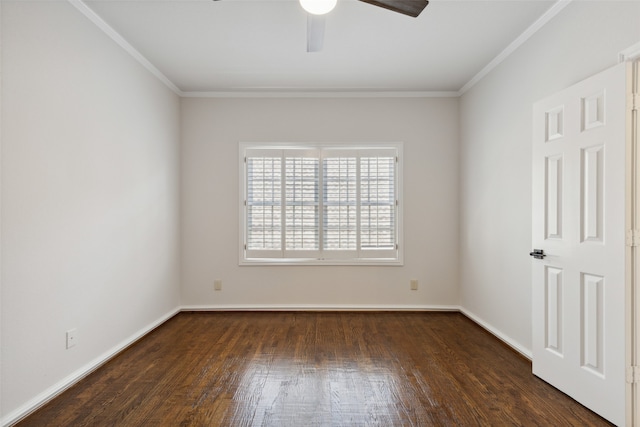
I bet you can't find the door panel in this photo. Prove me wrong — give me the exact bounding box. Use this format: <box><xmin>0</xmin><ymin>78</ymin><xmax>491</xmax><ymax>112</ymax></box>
<box><xmin>545</xmin><ymin>266</ymin><xmax>563</xmax><ymax>355</ymax></box>
<box><xmin>581</xmin><ymin>145</ymin><xmax>604</xmax><ymax>242</ymax></box>
<box><xmin>546</xmin><ymin>154</ymin><xmax>563</xmax><ymax>239</ymax></box>
<box><xmin>532</xmin><ymin>63</ymin><xmax>630</xmax><ymax>426</ymax></box>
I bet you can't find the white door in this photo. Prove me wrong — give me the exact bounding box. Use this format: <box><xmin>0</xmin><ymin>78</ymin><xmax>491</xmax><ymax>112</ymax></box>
<box><xmin>532</xmin><ymin>63</ymin><xmax>630</xmax><ymax>426</ymax></box>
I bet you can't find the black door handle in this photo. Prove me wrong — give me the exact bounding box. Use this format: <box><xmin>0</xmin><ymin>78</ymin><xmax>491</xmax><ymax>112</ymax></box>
<box><xmin>529</xmin><ymin>249</ymin><xmax>545</xmax><ymax>259</ymax></box>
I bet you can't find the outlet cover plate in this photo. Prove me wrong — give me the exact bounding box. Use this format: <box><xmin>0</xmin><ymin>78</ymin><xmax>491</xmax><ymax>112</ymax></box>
<box><xmin>66</xmin><ymin>328</ymin><xmax>77</xmax><ymax>349</ymax></box>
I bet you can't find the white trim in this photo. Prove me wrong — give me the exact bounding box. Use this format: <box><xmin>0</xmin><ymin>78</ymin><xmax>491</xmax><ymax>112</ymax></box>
<box><xmin>240</xmin><ymin>142</ymin><xmax>403</xmax><ymax>265</ymax></box>
<box><xmin>2</xmin><ymin>305</ymin><xmax>534</xmax><ymax>425</ymax></box>
<box><xmin>183</xmin><ymin>305</ymin><xmax>533</xmax><ymax>359</ymax></box>
<box><xmin>181</xmin><ymin>304</ymin><xmax>461</xmax><ymax>312</ymax></box>
<box><xmin>627</xmin><ymin>57</ymin><xmax>640</xmax><ymax>427</ymax></box>
<box><xmin>67</xmin><ymin>0</ymin><xmax>572</xmax><ymax>99</ymax></box>
<box><xmin>458</xmin><ymin>0</ymin><xmax>572</xmax><ymax>95</ymax></box>
<box><xmin>619</xmin><ymin>41</ymin><xmax>640</xmax><ymax>63</ymax></box>
<box><xmin>238</xmin><ymin>259</ymin><xmax>403</xmax><ymax>266</ymax></box>
<box><xmin>1</xmin><ymin>307</ymin><xmax>181</xmax><ymax>427</ymax></box>
<box><xmin>459</xmin><ymin>307</ymin><xmax>532</xmax><ymax>360</ymax></box>
<box><xmin>67</xmin><ymin>0</ymin><xmax>182</xmax><ymax>96</ymax></box>
<box><xmin>0</xmin><ymin>4</ymin><xmax>4</xmax><ymax>422</ymax></box>
<box><xmin>182</xmin><ymin>91</ymin><xmax>459</xmax><ymax>99</ymax></box>
<box><xmin>64</xmin><ymin>1</ymin><xmax>460</xmax><ymax>99</ymax></box>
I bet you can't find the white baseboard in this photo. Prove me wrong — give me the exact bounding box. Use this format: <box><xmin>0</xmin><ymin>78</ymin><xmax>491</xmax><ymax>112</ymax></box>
<box><xmin>180</xmin><ymin>304</ymin><xmax>461</xmax><ymax>312</ymax></box>
<box><xmin>459</xmin><ymin>307</ymin><xmax>532</xmax><ymax>360</ymax></box>
<box><xmin>2</xmin><ymin>307</ymin><xmax>181</xmax><ymax>427</ymax></box>
<box><xmin>3</xmin><ymin>304</ymin><xmax>530</xmax><ymax>426</ymax></box>
<box><xmin>187</xmin><ymin>305</ymin><xmax>532</xmax><ymax>359</ymax></box>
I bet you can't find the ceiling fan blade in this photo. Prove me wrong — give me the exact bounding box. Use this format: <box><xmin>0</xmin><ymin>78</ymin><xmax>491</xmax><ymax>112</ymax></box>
<box><xmin>357</xmin><ymin>0</ymin><xmax>429</xmax><ymax>18</ymax></box>
<box><xmin>307</xmin><ymin>14</ymin><xmax>326</xmax><ymax>53</ymax></box>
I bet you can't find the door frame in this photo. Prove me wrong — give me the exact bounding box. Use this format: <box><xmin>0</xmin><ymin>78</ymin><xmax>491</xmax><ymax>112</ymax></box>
<box><xmin>625</xmin><ymin>56</ymin><xmax>639</xmax><ymax>427</ymax></box>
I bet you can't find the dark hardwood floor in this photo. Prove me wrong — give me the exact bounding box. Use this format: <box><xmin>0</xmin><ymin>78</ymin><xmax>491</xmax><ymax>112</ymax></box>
<box><xmin>16</xmin><ymin>312</ymin><xmax>613</xmax><ymax>426</ymax></box>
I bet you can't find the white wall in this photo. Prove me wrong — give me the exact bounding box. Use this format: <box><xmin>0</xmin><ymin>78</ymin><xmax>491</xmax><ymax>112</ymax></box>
<box><xmin>1</xmin><ymin>1</ymin><xmax>181</xmax><ymax>421</ymax></box>
<box><xmin>7</xmin><ymin>0</ymin><xmax>636</xmax><ymax>422</ymax></box>
<box><xmin>181</xmin><ymin>97</ymin><xmax>459</xmax><ymax>309</ymax></box>
<box><xmin>459</xmin><ymin>1</ymin><xmax>640</xmax><ymax>354</ymax></box>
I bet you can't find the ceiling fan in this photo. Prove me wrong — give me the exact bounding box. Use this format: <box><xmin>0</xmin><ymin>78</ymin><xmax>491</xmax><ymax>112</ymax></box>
<box><xmin>213</xmin><ymin>0</ymin><xmax>430</xmax><ymax>52</ymax></box>
<box><xmin>305</xmin><ymin>0</ymin><xmax>429</xmax><ymax>52</ymax></box>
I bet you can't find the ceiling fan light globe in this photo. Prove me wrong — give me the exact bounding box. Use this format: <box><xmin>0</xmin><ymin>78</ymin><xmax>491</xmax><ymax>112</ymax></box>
<box><xmin>299</xmin><ymin>0</ymin><xmax>337</xmax><ymax>15</ymax></box>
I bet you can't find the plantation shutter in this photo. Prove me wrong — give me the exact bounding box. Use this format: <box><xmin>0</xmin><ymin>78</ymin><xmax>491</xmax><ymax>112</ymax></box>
<box><xmin>283</xmin><ymin>150</ymin><xmax>321</xmax><ymax>258</ymax></box>
<box><xmin>359</xmin><ymin>150</ymin><xmax>397</xmax><ymax>259</ymax></box>
<box><xmin>245</xmin><ymin>149</ymin><xmax>284</xmax><ymax>258</ymax></box>
<box><xmin>243</xmin><ymin>145</ymin><xmax>399</xmax><ymax>262</ymax></box>
<box><xmin>323</xmin><ymin>150</ymin><xmax>358</xmax><ymax>258</ymax></box>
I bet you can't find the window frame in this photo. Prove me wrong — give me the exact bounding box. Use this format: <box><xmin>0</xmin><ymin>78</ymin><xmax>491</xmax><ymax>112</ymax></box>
<box><xmin>239</xmin><ymin>142</ymin><xmax>403</xmax><ymax>266</ymax></box>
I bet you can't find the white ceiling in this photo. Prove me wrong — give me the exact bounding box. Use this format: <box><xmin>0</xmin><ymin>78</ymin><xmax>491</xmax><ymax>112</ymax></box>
<box><xmin>83</xmin><ymin>0</ymin><xmax>557</xmax><ymax>94</ymax></box>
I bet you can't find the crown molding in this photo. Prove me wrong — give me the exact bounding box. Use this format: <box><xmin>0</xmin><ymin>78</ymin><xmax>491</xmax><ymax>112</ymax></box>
<box><xmin>458</xmin><ymin>0</ymin><xmax>572</xmax><ymax>96</ymax></box>
<box><xmin>69</xmin><ymin>0</ymin><xmax>570</xmax><ymax>99</ymax></box>
<box><xmin>68</xmin><ymin>0</ymin><xmax>182</xmax><ymax>96</ymax></box>
<box><xmin>181</xmin><ymin>90</ymin><xmax>459</xmax><ymax>98</ymax></box>
<box><xmin>619</xmin><ymin>40</ymin><xmax>640</xmax><ymax>62</ymax></box>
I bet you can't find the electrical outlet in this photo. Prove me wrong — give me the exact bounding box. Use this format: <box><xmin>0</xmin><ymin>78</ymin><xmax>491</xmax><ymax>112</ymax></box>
<box><xmin>66</xmin><ymin>329</ymin><xmax>77</xmax><ymax>349</ymax></box>
<box><xmin>410</xmin><ymin>279</ymin><xmax>418</xmax><ymax>291</ymax></box>
<box><xmin>214</xmin><ymin>280</ymin><xmax>222</xmax><ymax>291</ymax></box>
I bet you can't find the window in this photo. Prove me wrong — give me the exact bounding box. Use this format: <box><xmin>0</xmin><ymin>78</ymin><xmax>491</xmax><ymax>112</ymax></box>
<box><xmin>240</xmin><ymin>143</ymin><xmax>402</xmax><ymax>265</ymax></box>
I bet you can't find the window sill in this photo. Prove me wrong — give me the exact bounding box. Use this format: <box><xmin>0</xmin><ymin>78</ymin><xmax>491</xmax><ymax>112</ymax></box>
<box><xmin>239</xmin><ymin>258</ymin><xmax>403</xmax><ymax>266</ymax></box>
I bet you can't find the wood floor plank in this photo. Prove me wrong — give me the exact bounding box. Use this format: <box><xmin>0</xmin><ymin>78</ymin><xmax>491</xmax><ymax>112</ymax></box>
<box><xmin>16</xmin><ymin>312</ymin><xmax>614</xmax><ymax>426</ymax></box>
